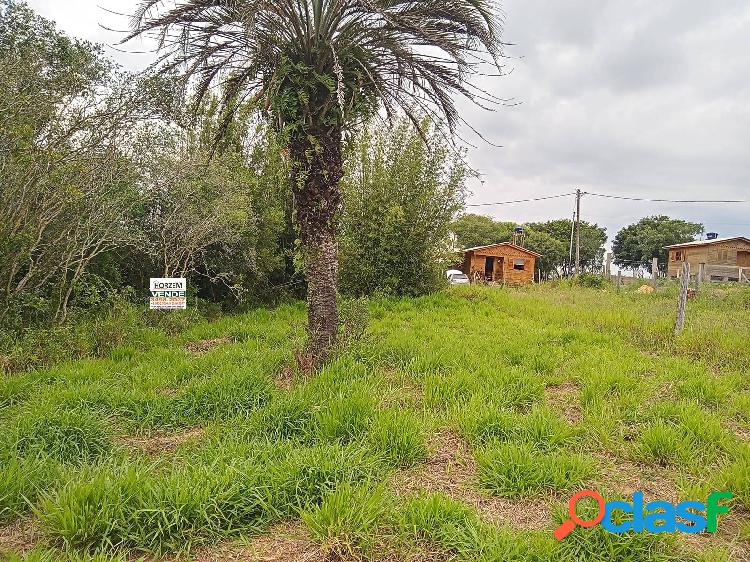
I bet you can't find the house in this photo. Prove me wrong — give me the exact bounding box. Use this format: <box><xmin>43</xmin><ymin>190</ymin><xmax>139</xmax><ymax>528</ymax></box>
<box><xmin>664</xmin><ymin>236</ymin><xmax>750</xmax><ymax>281</ymax></box>
<box><xmin>461</xmin><ymin>243</ymin><xmax>541</xmax><ymax>285</ymax></box>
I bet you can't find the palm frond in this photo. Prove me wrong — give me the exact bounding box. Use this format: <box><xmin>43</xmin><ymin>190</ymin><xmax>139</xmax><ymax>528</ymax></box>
<box><xmin>126</xmin><ymin>0</ymin><xmax>504</xmax><ymax>135</ymax></box>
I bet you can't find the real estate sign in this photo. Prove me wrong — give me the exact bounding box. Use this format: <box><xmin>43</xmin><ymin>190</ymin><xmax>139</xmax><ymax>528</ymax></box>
<box><xmin>149</xmin><ymin>278</ymin><xmax>187</xmax><ymax>310</ymax></box>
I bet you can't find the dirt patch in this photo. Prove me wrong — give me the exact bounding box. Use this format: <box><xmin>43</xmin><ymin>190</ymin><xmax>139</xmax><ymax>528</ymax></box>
<box><xmin>117</xmin><ymin>427</ymin><xmax>205</xmax><ymax>455</ymax></box>
<box><xmin>275</xmin><ymin>366</ymin><xmax>297</xmax><ymax>391</ymax></box>
<box><xmin>726</xmin><ymin>420</ymin><xmax>750</xmax><ymax>443</ymax></box>
<box><xmin>595</xmin><ymin>455</ymin><xmax>680</xmax><ymax>503</ymax></box>
<box><xmin>185</xmin><ymin>337</ymin><xmax>233</xmax><ymax>355</ymax></box>
<box><xmin>192</xmin><ymin>524</ymin><xmax>326</xmax><ymax>562</ymax></box>
<box><xmin>544</xmin><ymin>380</ymin><xmax>582</xmax><ymax>424</ymax></box>
<box><xmin>0</xmin><ymin>518</ymin><xmax>40</xmax><ymax>556</ymax></box>
<box><xmin>390</xmin><ymin>430</ymin><xmax>554</xmax><ymax>531</ymax></box>
<box><xmin>380</xmin><ymin>369</ymin><xmax>423</xmax><ymax>410</ymax></box>
<box><xmin>681</xmin><ymin>509</ymin><xmax>750</xmax><ymax>562</ymax></box>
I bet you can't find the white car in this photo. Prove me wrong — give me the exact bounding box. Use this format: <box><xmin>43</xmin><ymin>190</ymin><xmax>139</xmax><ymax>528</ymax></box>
<box><xmin>448</xmin><ymin>272</ymin><xmax>470</xmax><ymax>285</ymax></box>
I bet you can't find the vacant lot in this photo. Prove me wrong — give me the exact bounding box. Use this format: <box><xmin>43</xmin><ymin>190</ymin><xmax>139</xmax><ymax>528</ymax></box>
<box><xmin>1</xmin><ymin>284</ymin><xmax>749</xmax><ymax>561</ymax></box>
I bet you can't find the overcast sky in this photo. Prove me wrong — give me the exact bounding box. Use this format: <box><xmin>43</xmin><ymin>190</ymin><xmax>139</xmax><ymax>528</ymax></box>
<box><xmin>27</xmin><ymin>0</ymin><xmax>750</xmax><ymax>246</ymax></box>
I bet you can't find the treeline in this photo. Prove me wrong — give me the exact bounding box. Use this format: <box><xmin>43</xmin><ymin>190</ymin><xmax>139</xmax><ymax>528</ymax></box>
<box><xmin>0</xmin><ymin>2</ymin><xmax>469</xmax><ymax>337</ymax></box>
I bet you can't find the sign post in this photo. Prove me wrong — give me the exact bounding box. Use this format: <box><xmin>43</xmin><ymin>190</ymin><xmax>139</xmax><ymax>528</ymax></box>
<box><xmin>149</xmin><ymin>278</ymin><xmax>187</xmax><ymax>310</ymax></box>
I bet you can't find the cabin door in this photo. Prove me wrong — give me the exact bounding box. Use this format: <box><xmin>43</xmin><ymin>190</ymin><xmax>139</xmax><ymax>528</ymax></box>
<box><xmin>484</xmin><ymin>257</ymin><xmax>495</xmax><ymax>280</ymax></box>
<box><xmin>495</xmin><ymin>258</ymin><xmax>504</xmax><ymax>282</ymax></box>
<box><xmin>738</xmin><ymin>251</ymin><xmax>750</xmax><ymax>268</ymax></box>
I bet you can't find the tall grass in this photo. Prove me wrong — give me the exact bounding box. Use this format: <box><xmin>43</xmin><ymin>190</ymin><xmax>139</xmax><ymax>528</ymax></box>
<box><xmin>1</xmin><ymin>284</ymin><xmax>747</xmax><ymax>559</ymax></box>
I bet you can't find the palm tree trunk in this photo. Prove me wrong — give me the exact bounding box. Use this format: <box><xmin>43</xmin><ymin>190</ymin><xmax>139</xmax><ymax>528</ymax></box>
<box><xmin>290</xmin><ymin>125</ymin><xmax>343</xmax><ymax>364</ymax></box>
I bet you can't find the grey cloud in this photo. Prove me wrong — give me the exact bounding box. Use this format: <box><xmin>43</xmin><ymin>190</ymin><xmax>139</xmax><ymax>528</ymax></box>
<box><xmin>27</xmin><ymin>0</ymin><xmax>750</xmax><ymax>244</ymax></box>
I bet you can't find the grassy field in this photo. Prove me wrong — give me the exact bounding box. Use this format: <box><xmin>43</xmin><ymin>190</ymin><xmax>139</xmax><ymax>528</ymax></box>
<box><xmin>1</xmin><ymin>283</ymin><xmax>749</xmax><ymax>561</ymax></box>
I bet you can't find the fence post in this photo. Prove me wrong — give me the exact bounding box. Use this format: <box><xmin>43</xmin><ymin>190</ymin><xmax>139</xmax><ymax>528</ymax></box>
<box><xmin>696</xmin><ymin>263</ymin><xmax>705</xmax><ymax>294</ymax></box>
<box><xmin>617</xmin><ymin>270</ymin><xmax>622</xmax><ymax>291</ymax></box>
<box><xmin>651</xmin><ymin>257</ymin><xmax>659</xmax><ymax>290</ymax></box>
<box><xmin>605</xmin><ymin>253</ymin><xmax>612</xmax><ymax>279</ymax></box>
<box><xmin>675</xmin><ymin>262</ymin><xmax>690</xmax><ymax>335</ymax></box>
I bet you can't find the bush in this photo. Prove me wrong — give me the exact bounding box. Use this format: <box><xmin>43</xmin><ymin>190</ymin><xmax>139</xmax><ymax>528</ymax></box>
<box><xmin>576</xmin><ymin>273</ymin><xmax>608</xmax><ymax>289</ymax></box>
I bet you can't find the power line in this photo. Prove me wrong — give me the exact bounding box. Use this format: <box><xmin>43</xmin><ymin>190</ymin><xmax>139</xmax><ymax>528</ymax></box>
<box><xmin>466</xmin><ymin>191</ymin><xmax>750</xmax><ymax>208</ymax></box>
<box><xmin>585</xmin><ymin>192</ymin><xmax>750</xmax><ymax>204</ymax></box>
<box><xmin>466</xmin><ymin>192</ymin><xmax>575</xmax><ymax>207</ymax></box>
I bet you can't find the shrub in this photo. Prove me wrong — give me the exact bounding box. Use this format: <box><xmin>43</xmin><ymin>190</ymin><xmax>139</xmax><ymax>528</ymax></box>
<box><xmin>576</xmin><ymin>273</ymin><xmax>608</xmax><ymax>289</ymax></box>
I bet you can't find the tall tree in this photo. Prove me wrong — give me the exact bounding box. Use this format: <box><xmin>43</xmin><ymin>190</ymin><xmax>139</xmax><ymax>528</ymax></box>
<box><xmin>0</xmin><ymin>1</ymin><xmax>154</xmax><ymax>324</ymax></box>
<box><xmin>613</xmin><ymin>216</ymin><xmax>703</xmax><ymax>272</ymax></box>
<box><xmin>527</xmin><ymin>219</ymin><xmax>607</xmax><ymax>274</ymax></box>
<box><xmin>128</xmin><ymin>0</ymin><xmax>504</xmax><ymax>363</ymax></box>
<box><xmin>339</xmin><ymin>119</ymin><xmax>468</xmax><ymax>297</ymax></box>
<box><xmin>451</xmin><ymin>214</ymin><xmax>516</xmax><ymax>249</ymax></box>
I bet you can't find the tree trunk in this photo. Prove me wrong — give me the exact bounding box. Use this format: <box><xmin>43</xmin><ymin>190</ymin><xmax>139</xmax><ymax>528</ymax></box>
<box><xmin>290</xmin><ymin>125</ymin><xmax>343</xmax><ymax>365</ymax></box>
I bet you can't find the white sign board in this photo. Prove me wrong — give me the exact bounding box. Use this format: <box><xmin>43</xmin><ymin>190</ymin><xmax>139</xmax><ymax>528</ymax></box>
<box><xmin>149</xmin><ymin>278</ymin><xmax>187</xmax><ymax>310</ymax></box>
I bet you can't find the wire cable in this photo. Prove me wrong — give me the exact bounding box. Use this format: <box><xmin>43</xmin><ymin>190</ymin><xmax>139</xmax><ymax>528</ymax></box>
<box><xmin>584</xmin><ymin>192</ymin><xmax>750</xmax><ymax>204</ymax></box>
<box><xmin>466</xmin><ymin>192</ymin><xmax>575</xmax><ymax>207</ymax></box>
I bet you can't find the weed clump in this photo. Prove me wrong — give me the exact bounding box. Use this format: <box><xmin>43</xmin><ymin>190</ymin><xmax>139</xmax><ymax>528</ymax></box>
<box><xmin>476</xmin><ymin>443</ymin><xmax>594</xmax><ymax>496</ymax></box>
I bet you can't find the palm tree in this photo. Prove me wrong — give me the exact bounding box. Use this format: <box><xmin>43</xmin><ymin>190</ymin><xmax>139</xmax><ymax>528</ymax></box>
<box><xmin>128</xmin><ymin>0</ymin><xmax>503</xmax><ymax>364</ymax></box>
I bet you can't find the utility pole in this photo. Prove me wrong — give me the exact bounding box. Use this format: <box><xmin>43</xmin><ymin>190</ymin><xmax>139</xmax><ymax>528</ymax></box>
<box><xmin>574</xmin><ymin>189</ymin><xmax>582</xmax><ymax>275</ymax></box>
<box><xmin>567</xmin><ymin>210</ymin><xmax>575</xmax><ymax>277</ymax></box>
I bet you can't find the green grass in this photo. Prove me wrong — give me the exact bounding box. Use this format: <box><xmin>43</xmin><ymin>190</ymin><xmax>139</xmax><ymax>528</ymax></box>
<box><xmin>1</xmin><ymin>284</ymin><xmax>748</xmax><ymax>560</ymax></box>
<box><xmin>301</xmin><ymin>483</ymin><xmax>389</xmax><ymax>558</ymax></box>
<box><xmin>476</xmin><ymin>443</ymin><xmax>595</xmax><ymax>496</ymax></box>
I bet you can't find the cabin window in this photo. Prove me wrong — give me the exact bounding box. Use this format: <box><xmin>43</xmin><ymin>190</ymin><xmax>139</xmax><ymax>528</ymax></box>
<box><xmin>513</xmin><ymin>259</ymin><xmax>526</xmax><ymax>271</ymax></box>
<box><xmin>674</xmin><ymin>251</ymin><xmax>685</xmax><ymax>261</ymax></box>
<box><xmin>718</xmin><ymin>249</ymin><xmax>729</xmax><ymax>261</ymax></box>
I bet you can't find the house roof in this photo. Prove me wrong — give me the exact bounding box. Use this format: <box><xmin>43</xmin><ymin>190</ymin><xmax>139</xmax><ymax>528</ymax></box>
<box><xmin>463</xmin><ymin>242</ymin><xmax>542</xmax><ymax>257</ymax></box>
<box><xmin>663</xmin><ymin>236</ymin><xmax>750</xmax><ymax>250</ymax></box>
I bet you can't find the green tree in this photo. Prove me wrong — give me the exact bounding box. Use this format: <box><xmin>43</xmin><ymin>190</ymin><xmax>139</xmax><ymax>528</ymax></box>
<box><xmin>451</xmin><ymin>214</ymin><xmax>516</xmax><ymax>249</ymax></box>
<box><xmin>524</xmin><ymin>231</ymin><xmax>568</xmax><ymax>279</ymax></box>
<box><xmin>339</xmin><ymin>120</ymin><xmax>468</xmax><ymax>297</ymax></box>
<box><xmin>527</xmin><ymin>219</ymin><xmax>607</xmax><ymax>274</ymax></box>
<box><xmin>613</xmin><ymin>216</ymin><xmax>703</xmax><ymax>272</ymax></box>
<box><xmin>128</xmin><ymin>0</ymin><xmax>504</xmax><ymax>363</ymax></box>
<box><xmin>0</xmin><ymin>1</ymin><xmax>155</xmax><ymax>324</ymax></box>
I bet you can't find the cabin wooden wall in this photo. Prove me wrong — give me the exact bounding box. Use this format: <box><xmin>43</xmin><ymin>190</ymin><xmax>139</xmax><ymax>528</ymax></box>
<box><xmin>462</xmin><ymin>245</ymin><xmax>536</xmax><ymax>285</ymax></box>
<box><xmin>667</xmin><ymin>240</ymin><xmax>750</xmax><ymax>278</ymax></box>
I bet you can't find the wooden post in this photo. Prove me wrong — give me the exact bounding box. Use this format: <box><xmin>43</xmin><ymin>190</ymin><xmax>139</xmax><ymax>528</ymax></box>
<box><xmin>696</xmin><ymin>263</ymin><xmax>705</xmax><ymax>294</ymax></box>
<box><xmin>605</xmin><ymin>252</ymin><xmax>612</xmax><ymax>279</ymax></box>
<box><xmin>675</xmin><ymin>262</ymin><xmax>690</xmax><ymax>335</ymax></box>
<box><xmin>617</xmin><ymin>270</ymin><xmax>622</xmax><ymax>291</ymax></box>
<box><xmin>651</xmin><ymin>257</ymin><xmax>659</xmax><ymax>290</ymax></box>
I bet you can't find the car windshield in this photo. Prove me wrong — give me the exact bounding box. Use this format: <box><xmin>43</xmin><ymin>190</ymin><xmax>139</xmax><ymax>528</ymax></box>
<box><xmin>452</xmin><ymin>274</ymin><xmax>468</xmax><ymax>280</ymax></box>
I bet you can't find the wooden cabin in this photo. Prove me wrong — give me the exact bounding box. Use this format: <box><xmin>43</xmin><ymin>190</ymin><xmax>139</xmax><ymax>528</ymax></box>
<box><xmin>664</xmin><ymin>236</ymin><xmax>750</xmax><ymax>281</ymax></box>
<box><xmin>461</xmin><ymin>243</ymin><xmax>540</xmax><ymax>285</ymax></box>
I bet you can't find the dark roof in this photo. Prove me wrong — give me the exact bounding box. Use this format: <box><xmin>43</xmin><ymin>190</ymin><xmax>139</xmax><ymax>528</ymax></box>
<box><xmin>463</xmin><ymin>242</ymin><xmax>542</xmax><ymax>257</ymax></box>
<box><xmin>663</xmin><ymin>236</ymin><xmax>750</xmax><ymax>249</ymax></box>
